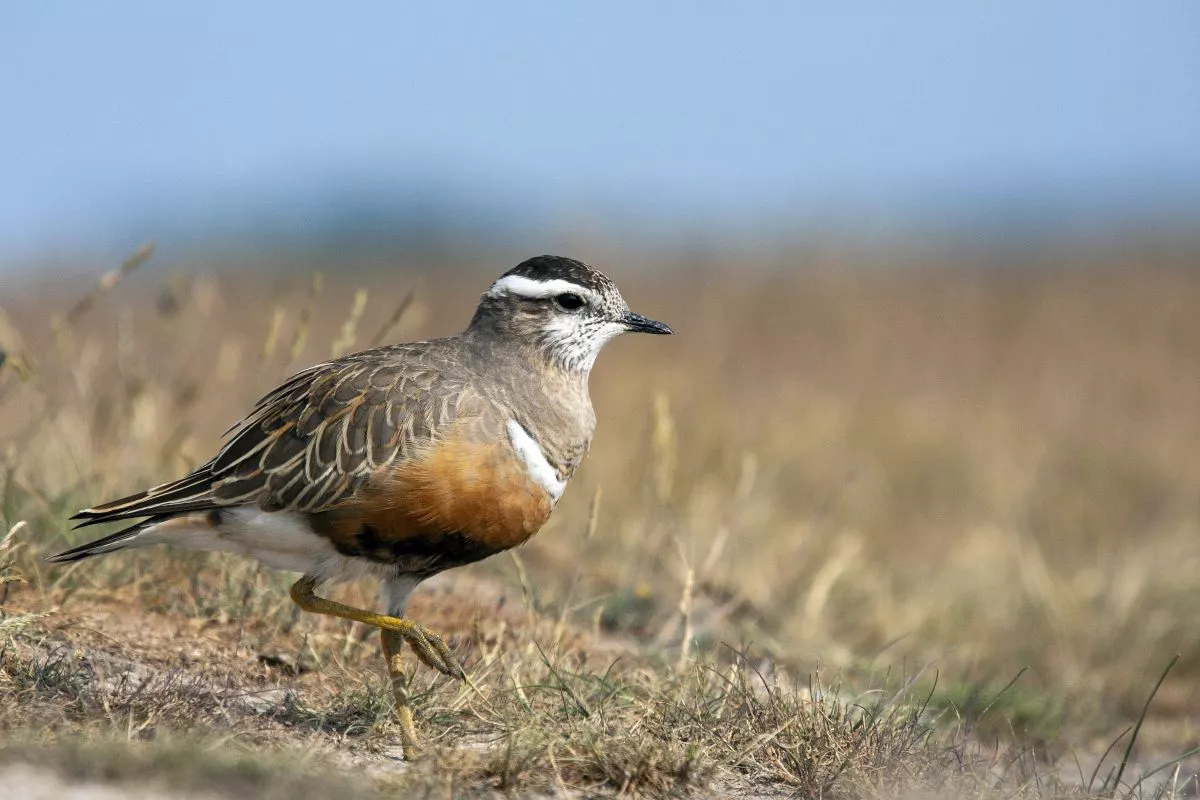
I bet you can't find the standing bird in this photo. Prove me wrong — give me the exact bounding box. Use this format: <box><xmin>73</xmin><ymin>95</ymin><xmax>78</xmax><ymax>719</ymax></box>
<box><xmin>50</xmin><ymin>255</ymin><xmax>671</xmax><ymax>756</ymax></box>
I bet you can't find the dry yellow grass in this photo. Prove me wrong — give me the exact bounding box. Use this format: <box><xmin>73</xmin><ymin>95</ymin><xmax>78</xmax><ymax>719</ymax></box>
<box><xmin>1</xmin><ymin>244</ymin><xmax>1198</xmax><ymax>797</ymax></box>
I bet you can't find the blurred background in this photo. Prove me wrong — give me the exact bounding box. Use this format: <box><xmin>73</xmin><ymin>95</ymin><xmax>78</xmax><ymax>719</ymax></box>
<box><xmin>3</xmin><ymin>2</ymin><xmax>1199</xmax><ymax>268</ymax></box>
<box><xmin>2</xmin><ymin>1</ymin><xmax>1200</xmax><ymax>778</ymax></box>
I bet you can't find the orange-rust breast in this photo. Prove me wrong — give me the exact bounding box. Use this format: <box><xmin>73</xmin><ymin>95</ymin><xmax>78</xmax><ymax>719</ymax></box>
<box><xmin>379</xmin><ymin>433</ymin><xmax>554</xmax><ymax>550</ymax></box>
<box><xmin>313</xmin><ymin>419</ymin><xmax>555</xmax><ymax>569</ymax></box>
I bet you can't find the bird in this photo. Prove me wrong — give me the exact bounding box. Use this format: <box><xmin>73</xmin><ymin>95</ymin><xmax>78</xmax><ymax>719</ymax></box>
<box><xmin>48</xmin><ymin>255</ymin><xmax>671</xmax><ymax>757</ymax></box>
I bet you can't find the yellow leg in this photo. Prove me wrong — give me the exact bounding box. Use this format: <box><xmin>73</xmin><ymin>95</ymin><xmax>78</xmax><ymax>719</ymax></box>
<box><xmin>288</xmin><ymin>576</ymin><xmax>465</xmax><ymax>679</ymax></box>
<box><xmin>381</xmin><ymin>628</ymin><xmax>420</xmax><ymax>758</ymax></box>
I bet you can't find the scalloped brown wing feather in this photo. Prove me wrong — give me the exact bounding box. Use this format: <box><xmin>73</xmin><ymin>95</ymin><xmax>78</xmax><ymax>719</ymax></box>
<box><xmin>73</xmin><ymin>343</ymin><xmax>468</xmax><ymax>525</ymax></box>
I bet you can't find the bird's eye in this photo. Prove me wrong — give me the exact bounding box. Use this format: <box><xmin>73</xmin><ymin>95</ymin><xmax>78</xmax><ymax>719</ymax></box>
<box><xmin>554</xmin><ymin>293</ymin><xmax>585</xmax><ymax>311</ymax></box>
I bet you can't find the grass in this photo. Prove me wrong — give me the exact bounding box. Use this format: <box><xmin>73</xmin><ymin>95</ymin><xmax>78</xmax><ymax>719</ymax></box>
<box><xmin>0</xmin><ymin>243</ymin><xmax>1198</xmax><ymax>797</ymax></box>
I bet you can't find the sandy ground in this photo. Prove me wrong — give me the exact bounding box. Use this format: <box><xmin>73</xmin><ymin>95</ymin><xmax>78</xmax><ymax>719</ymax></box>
<box><xmin>1</xmin><ymin>764</ymin><xmax>223</xmax><ymax>800</ymax></box>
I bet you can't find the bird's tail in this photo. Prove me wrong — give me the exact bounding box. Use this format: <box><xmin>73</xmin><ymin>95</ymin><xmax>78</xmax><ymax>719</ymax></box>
<box><xmin>51</xmin><ymin>466</ymin><xmax>218</xmax><ymax>564</ymax></box>
<box><xmin>47</xmin><ymin>518</ymin><xmax>162</xmax><ymax>563</ymax></box>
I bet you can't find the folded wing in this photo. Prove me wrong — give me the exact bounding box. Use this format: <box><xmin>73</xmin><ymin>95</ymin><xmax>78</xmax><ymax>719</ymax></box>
<box><xmin>68</xmin><ymin>346</ymin><xmax>461</xmax><ymax>531</ymax></box>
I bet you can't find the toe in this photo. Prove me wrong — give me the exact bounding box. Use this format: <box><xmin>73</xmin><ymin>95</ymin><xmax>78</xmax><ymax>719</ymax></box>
<box><xmin>402</xmin><ymin>626</ymin><xmax>465</xmax><ymax>679</ymax></box>
<box><xmin>441</xmin><ymin>654</ymin><xmax>466</xmax><ymax>681</ymax></box>
<box><xmin>409</xmin><ymin>636</ymin><xmax>457</xmax><ymax>676</ymax></box>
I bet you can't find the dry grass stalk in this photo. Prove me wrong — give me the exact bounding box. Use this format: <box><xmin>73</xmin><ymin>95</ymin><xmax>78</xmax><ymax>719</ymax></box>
<box><xmin>55</xmin><ymin>241</ymin><xmax>156</xmax><ymax>333</ymax></box>
<box><xmin>368</xmin><ymin>286</ymin><xmax>417</xmax><ymax>347</ymax></box>
<box><xmin>288</xmin><ymin>272</ymin><xmax>324</xmax><ymax>364</ymax></box>
<box><xmin>260</xmin><ymin>307</ymin><xmax>287</xmax><ymax>361</ymax></box>
<box><xmin>674</xmin><ymin>539</ymin><xmax>695</xmax><ymax>674</ymax></box>
<box><xmin>651</xmin><ymin>391</ymin><xmax>675</xmax><ymax>504</ymax></box>
<box><xmin>330</xmin><ymin>288</ymin><xmax>369</xmax><ymax>358</ymax></box>
<box><xmin>552</xmin><ymin>486</ymin><xmax>602</xmax><ymax>648</ymax></box>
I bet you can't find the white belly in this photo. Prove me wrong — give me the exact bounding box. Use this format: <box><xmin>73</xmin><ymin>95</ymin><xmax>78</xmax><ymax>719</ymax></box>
<box><xmin>137</xmin><ymin>508</ymin><xmax>385</xmax><ymax>585</ymax></box>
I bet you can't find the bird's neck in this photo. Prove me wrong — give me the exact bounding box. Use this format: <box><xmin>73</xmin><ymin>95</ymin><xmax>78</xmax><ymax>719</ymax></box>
<box><xmin>460</xmin><ymin>330</ymin><xmax>595</xmax><ymax>458</ymax></box>
<box><xmin>462</xmin><ymin>326</ymin><xmax>597</xmax><ymax>381</ymax></box>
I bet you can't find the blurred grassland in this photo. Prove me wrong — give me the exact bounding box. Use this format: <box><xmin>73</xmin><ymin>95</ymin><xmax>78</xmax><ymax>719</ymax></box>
<box><xmin>1</xmin><ymin>243</ymin><xmax>1199</xmax><ymax>797</ymax></box>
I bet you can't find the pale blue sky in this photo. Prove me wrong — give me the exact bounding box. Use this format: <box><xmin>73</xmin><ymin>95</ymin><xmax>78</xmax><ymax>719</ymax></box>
<box><xmin>3</xmin><ymin>2</ymin><xmax>1199</xmax><ymax>260</ymax></box>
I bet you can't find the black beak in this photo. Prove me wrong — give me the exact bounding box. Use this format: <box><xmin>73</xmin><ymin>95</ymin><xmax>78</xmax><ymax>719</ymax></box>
<box><xmin>620</xmin><ymin>311</ymin><xmax>673</xmax><ymax>335</ymax></box>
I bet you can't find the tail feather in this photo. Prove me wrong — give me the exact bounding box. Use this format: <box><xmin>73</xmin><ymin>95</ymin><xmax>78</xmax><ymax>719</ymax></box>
<box><xmin>47</xmin><ymin>518</ymin><xmax>161</xmax><ymax>563</ymax></box>
<box><xmin>56</xmin><ymin>468</ymin><xmax>220</xmax><ymax>563</ymax></box>
<box><xmin>71</xmin><ymin>470</ymin><xmax>216</xmax><ymax>528</ymax></box>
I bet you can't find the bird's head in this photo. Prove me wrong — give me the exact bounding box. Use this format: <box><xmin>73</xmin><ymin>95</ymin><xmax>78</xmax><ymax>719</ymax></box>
<box><xmin>469</xmin><ymin>255</ymin><xmax>672</xmax><ymax>372</ymax></box>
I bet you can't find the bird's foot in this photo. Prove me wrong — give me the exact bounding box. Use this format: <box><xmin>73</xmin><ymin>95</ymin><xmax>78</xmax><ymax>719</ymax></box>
<box><xmin>395</xmin><ymin>621</ymin><xmax>465</xmax><ymax>680</ymax></box>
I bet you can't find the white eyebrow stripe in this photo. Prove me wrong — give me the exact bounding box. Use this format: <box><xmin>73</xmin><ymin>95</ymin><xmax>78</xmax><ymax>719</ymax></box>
<box><xmin>487</xmin><ymin>275</ymin><xmax>592</xmax><ymax>300</ymax></box>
